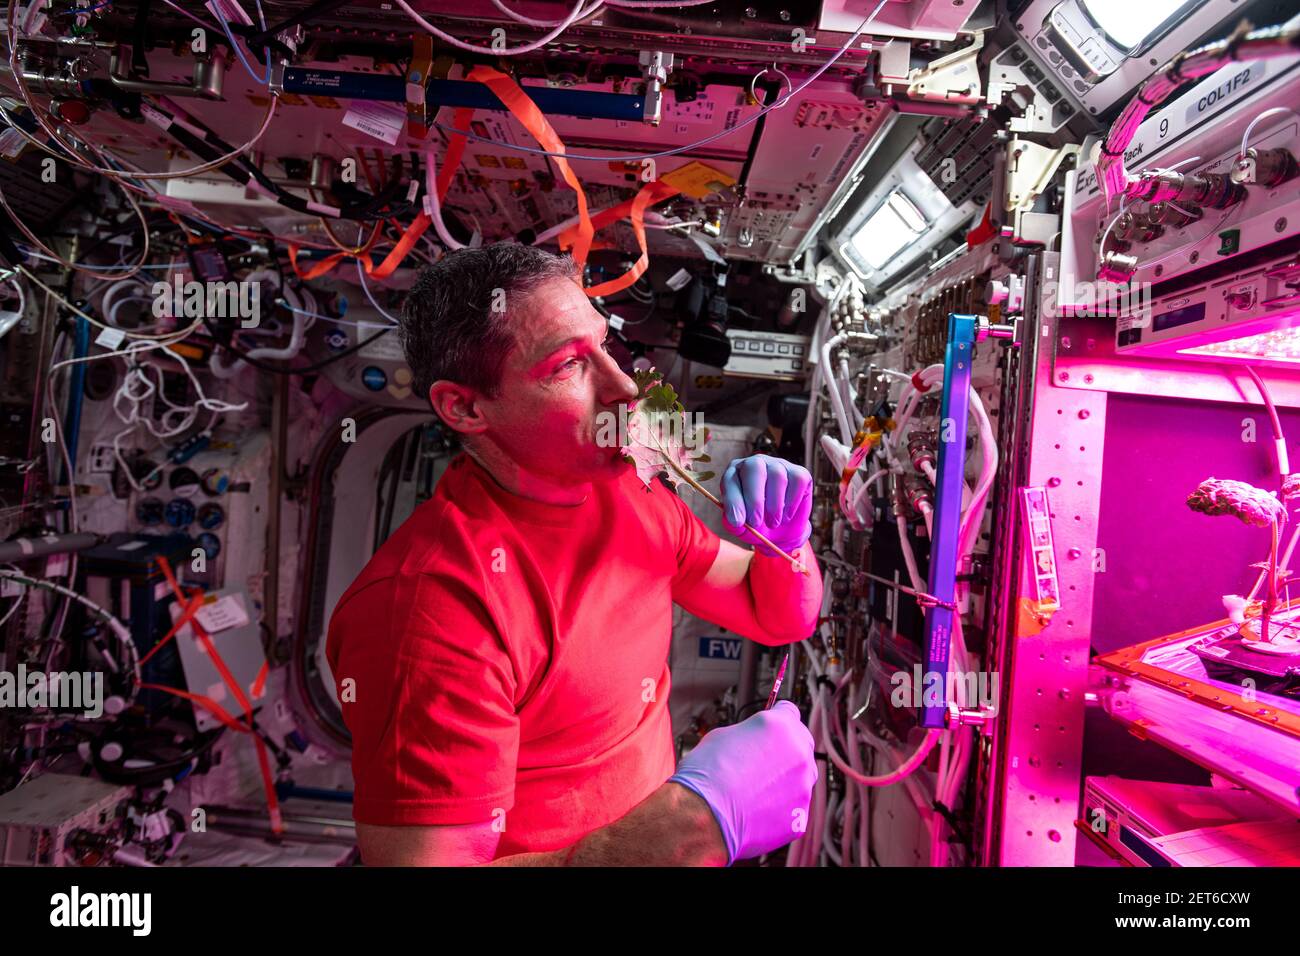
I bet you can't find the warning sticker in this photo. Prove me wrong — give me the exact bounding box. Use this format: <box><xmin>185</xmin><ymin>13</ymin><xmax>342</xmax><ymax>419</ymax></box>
<box><xmin>660</xmin><ymin>160</ymin><xmax>737</xmax><ymax>199</ymax></box>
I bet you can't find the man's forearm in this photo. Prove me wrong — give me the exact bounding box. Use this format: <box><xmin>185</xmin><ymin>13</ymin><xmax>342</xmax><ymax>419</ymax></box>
<box><xmin>747</xmin><ymin>541</ymin><xmax>822</xmax><ymax>643</ymax></box>
<box><xmin>484</xmin><ymin>782</ymin><xmax>728</xmax><ymax>867</ymax></box>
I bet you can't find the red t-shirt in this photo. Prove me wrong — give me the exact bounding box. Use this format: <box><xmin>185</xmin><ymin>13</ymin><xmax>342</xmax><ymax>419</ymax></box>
<box><xmin>325</xmin><ymin>450</ymin><xmax>721</xmax><ymax>858</ymax></box>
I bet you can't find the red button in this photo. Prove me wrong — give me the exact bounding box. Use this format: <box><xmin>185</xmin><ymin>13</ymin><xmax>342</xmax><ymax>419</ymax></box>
<box><xmin>53</xmin><ymin>99</ymin><xmax>91</xmax><ymax>125</ymax></box>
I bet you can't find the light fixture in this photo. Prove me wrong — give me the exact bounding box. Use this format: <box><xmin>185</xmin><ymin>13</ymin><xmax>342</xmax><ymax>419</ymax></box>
<box><xmin>1177</xmin><ymin>324</ymin><xmax>1300</xmax><ymax>365</ymax></box>
<box><xmin>1043</xmin><ymin>0</ymin><xmax>1198</xmax><ymax>83</ymax></box>
<box><xmin>848</xmin><ymin>190</ymin><xmax>928</xmax><ymax>272</ymax></box>
<box><xmin>1080</xmin><ymin>0</ymin><xmax>1190</xmax><ymax>53</ymax></box>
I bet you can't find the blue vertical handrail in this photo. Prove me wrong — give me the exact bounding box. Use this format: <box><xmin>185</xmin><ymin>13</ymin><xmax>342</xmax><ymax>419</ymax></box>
<box><xmin>920</xmin><ymin>313</ymin><xmax>977</xmax><ymax>728</ymax></box>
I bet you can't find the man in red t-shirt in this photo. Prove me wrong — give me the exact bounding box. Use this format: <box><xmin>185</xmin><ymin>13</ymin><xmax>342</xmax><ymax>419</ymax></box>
<box><xmin>327</xmin><ymin>243</ymin><xmax>823</xmax><ymax>866</ymax></box>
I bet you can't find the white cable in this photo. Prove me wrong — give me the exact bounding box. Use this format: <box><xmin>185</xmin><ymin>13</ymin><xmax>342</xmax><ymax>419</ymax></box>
<box><xmin>395</xmin><ymin>0</ymin><xmax>600</xmax><ymax>55</ymax></box>
<box><xmin>101</xmin><ymin>278</ymin><xmax>146</xmax><ymax>327</ymax></box>
<box><xmin>105</xmin><ymin>284</ymin><xmax>171</xmax><ymax>334</ymax></box>
<box><xmin>17</xmin><ymin>267</ymin><xmax>194</xmax><ymax>341</ymax></box>
<box><xmin>847</xmin><ymin>467</ymin><xmax>887</xmax><ymax>526</ymax></box>
<box><xmin>208</xmin><ymin>272</ymin><xmax>308</xmax><ymax>379</ymax></box>
<box><xmin>838</xmin><ymin>353</ymin><xmax>860</xmax><ymax>429</ymax></box>
<box><xmin>0</xmin><ymin>586</ymin><xmax>24</xmax><ymax>629</ymax></box>
<box><xmin>834</xmin><ymin>671</ymin><xmax>874</xmax><ymax>866</ymax></box>
<box><xmin>1098</xmin><ymin>154</ymin><xmax>1200</xmax><ymax>271</ymax></box>
<box><xmin>108</xmin><ymin>337</ymin><xmax>247</xmax><ymax>490</ymax></box>
<box><xmin>820</xmin><ymin>674</ymin><xmax>941</xmax><ymax>786</ymax></box>
<box><xmin>1097</xmin><ymin>194</ymin><xmax>1131</xmax><ymax>260</ymax></box>
<box><xmin>820</xmin><ymin>332</ymin><xmax>854</xmax><ymax>446</ymax></box>
<box><xmin>0</xmin><ymin>570</ymin><xmax>138</xmax><ymax>693</ymax></box>
<box><xmin>2</xmin><ymin>273</ymin><xmax>25</xmax><ymax>324</ymax></box>
<box><xmin>489</xmin><ymin>0</ymin><xmax>603</xmax><ymax>25</ymax></box>
<box><xmin>0</xmin><ymin>17</ymin><xmax>279</xmax><ymax>184</ymax></box>
<box><xmin>424</xmin><ymin>144</ymin><xmax>465</xmax><ymax>252</ymax></box>
<box><xmin>209</xmin><ymin>0</ymin><xmax>271</xmax><ymax>85</ymax></box>
<box><xmin>433</xmin><ymin>0</ymin><xmax>888</xmax><ymax>164</ymax></box>
<box><xmin>895</xmin><ymin>506</ymin><xmax>924</xmax><ymax>593</ymax></box>
<box><xmin>957</xmin><ymin>388</ymin><xmax>997</xmax><ymax>561</ymax></box>
<box><xmin>356</xmin><ymin>256</ymin><xmax>403</xmax><ymax>324</ymax></box>
<box><xmin>1240</xmin><ymin>107</ymin><xmax>1299</xmax><ymax>157</ymax></box>
<box><xmin>786</xmin><ymin>577</ymin><xmax>836</xmax><ymax>868</ymax></box>
<box><xmin>821</xmin><ymin>789</ymin><xmax>843</xmax><ymax>866</ymax></box>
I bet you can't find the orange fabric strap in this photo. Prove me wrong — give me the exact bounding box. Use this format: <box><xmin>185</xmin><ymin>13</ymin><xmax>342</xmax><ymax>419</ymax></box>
<box><xmin>559</xmin><ymin>178</ymin><xmax>677</xmax><ymax>241</ymax></box>
<box><xmin>288</xmin><ymin>243</ymin><xmax>369</xmax><ymax>281</ymax></box>
<box><xmin>437</xmin><ymin>107</ymin><xmax>474</xmax><ymax>199</ymax></box>
<box><xmin>369</xmin><ymin>105</ymin><xmax>475</xmax><ymax>281</ymax></box>
<box><xmin>467</xmin><ymin>65</ymin><xmax>594</xmax><ymax>267</ymax></box>
<box><xmin>138</xmin><ymin>591</ymin><xmax>203</xmax><ymax>667</ymax></box>
<box><xmin>578</xmin><ymin>179</ymin><xmax>681</xmax><ymax>297</ymax></box>
<box><xmin>138</xmin><ymin>682</ymin><xmax>245</xmax><ymax>734</ymax></box>
<box><xmin>154</xmin><ymin>556</ymin><xmax>283</xmax><ymax>833</ymax></box>
<box><xmin>288</xmin><ymin>106</ymin><xmax>475</xmax><ymax>281</ymax></box>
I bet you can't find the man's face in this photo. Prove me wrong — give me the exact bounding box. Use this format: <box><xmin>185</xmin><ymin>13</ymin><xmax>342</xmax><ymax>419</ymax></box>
<box><xmin>474</xmin><ymin>275</ymin><xmax>640</xmax><ymax>484</ymax></box>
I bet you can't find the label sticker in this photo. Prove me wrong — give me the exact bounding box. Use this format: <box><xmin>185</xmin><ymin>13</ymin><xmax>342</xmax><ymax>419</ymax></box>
<box><xmin>357</xmin><ymin>321</ymin><xmax>405</xmax><ymax>361</ymax></box>
<box><xmin>666</xmin><ymin>268</ymin><xmax>693</xmax><ymax>291</ymax></box>
<box><xmin>194</xmin><ymin>593</ymin><xmax>250</xmax><ymax>633</ymax></box>
<box><xmin>0</xmin><ymin>127</ymin><xmax>27</xmax><ymax>158</ymax></box>
<box><xmin>342</xmin><ymin>101</ymin><xmax>406</xmax><ymax>145</ymax></box>
<box><xmin>94</xmin><ymin>326</ymin><xmax>126</xmax><ymax>350</ymax></box>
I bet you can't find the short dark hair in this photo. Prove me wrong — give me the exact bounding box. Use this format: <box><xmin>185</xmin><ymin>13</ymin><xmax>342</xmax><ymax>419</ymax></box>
<box><xmin>399</xmin><ymin>243</ymin><xmax>580</xmax><ymax>413</ymax></box>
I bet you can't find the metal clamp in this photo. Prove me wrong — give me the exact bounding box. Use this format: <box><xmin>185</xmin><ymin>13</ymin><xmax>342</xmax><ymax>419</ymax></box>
<box><xmin>945</xmin><ymin>701</ymin><xmax>996</xmax><ymax>728</ymax></box>
<box><xmin>638</xmin><ymin>50</ymin><xmax>674</xmax><ymax>126</ymax></box>
<box><xmin>975</xmin><ymin>312</ymin><xmax>1017</xmax><ymax>344</ymax></box>
<box><xmin>405</xmin><ymin>34</ymin><xmax>434</xmax><ymax>139</ymax></box>
<box><xmin>109</xmin><ymin>44</ymin><xmax>226</xmax><ymax>100</ymax></box>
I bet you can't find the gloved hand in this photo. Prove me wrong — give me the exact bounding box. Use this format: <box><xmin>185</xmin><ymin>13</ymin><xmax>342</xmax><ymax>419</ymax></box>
<box><xmin>668</xmin><ymin>700</ymin><xmax>817</xmax><ymax>865</ymax></box>
<box><xmin>720</xmin><ymin>454</ymin><xmax>814</xmax><ymax>557</ymax></box>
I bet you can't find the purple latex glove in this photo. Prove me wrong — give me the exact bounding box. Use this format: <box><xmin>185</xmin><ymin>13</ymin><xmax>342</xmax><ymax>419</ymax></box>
<box><xmin>721</xmin><ymin>454</ymin><xmax>814</xmax><ymax>557</ymax></box>
<box><xmin>668</xmin><ymin>701</ymin><xmax>817</xmax><ymax>865</ymax></box>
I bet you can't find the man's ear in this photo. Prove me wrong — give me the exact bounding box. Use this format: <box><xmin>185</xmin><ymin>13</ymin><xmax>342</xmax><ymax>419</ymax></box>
<box><xmin>428</xmin><ymin>380</ymin><xmax>488</xmax><ymax>437</ymax></box>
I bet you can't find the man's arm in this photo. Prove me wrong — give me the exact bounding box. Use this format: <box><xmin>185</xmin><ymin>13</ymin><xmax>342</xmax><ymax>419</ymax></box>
<box><xmin>674</xmin><ymin>538</ymin><xmax>822</xmax><ymax>645</ymax></box>
<box><xmin>356</xmin><ymin>781</ymin><xmax>727</xmax><ymax>866</ymax></box>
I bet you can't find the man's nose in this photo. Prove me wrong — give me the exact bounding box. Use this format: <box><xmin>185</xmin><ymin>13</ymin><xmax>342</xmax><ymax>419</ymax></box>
<box><xmin>597</xmin><ymin>349</ymin><xmax>640</xmax><ymax>405</ymax></box>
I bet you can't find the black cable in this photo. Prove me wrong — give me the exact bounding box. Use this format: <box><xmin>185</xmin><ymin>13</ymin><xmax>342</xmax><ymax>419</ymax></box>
<box><xmin>151</xmin><ymin>105</ymin><xmax>413</xmax><ymax>223</ymax></box>
<box><xmin>130</xmin><ymin>0</ymin><xmax>151</xmax><ymax>78</ymax></box>
<box><xmin>240</xmin><ymin>0</ymin><xmax>354</xmax><ymax>61</ymax></box>
<box><xmin>620</xmin><ymin>289</ymin><xmax>658</xmax><ymax>327</ymax></box>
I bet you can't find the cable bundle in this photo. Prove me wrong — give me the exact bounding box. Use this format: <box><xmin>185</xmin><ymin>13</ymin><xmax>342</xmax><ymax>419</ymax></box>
<box><xmin>1096</xmin><ymin>16</ymin><xmax>1300</xmax><ymax>210</ymax></box>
